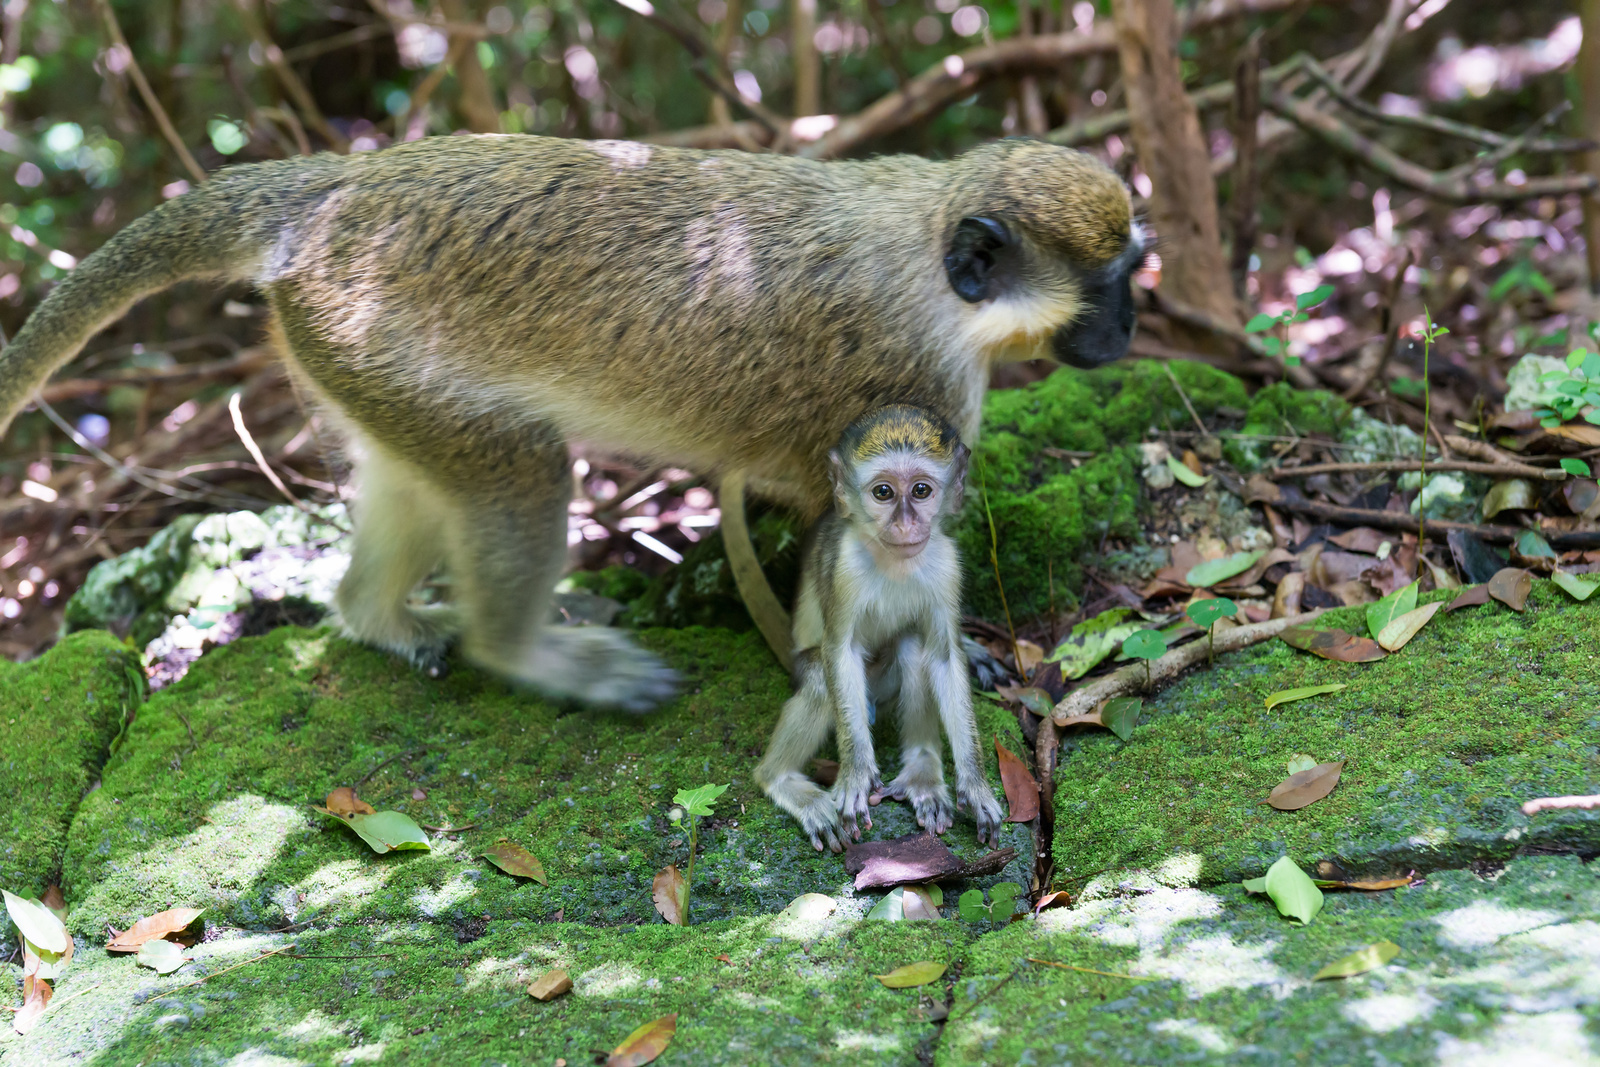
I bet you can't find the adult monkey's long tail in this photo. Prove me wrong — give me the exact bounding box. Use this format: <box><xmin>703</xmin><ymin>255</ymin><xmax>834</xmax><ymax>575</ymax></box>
<box><xmin>0</xmin><ymin>186</ymin><xmax>255</xmax><ymax>436</ymax></box>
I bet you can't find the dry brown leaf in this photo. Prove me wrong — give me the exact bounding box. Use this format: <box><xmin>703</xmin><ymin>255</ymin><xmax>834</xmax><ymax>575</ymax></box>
<box><xmin>1279</xmin><ymin>627</ymin><xmax>1387</xmax><ymax>663</ymax></box>
<box><xmin>903</xmin><ymin>886</ymin><xmax>942</xmax><ymax>921</ymax></box>
<box><xmin>1545</xmin><ymin>423</ymin><xmax>1600</xmax><ymax>447</ymax></box>
<box><xmin>1328</xmin><ymin>527</ymin><xmax>1394</xmax><ymax>555</ymax></box>
<box><xmin>40</xmin><ymin>886</ymin><xmax>67</xmax><ymax>921</ymax></box>
<box><xmin>1033</xmin><ymin>890</ymin><xmax>1072</xmax><ymax>915</ymax></box>
<box><xmin>713</xmin><ymin>953</ymin><xmax>733</xmax><ymax>965</ymax></box>
<box><xmin>844</xmin><ymin>833</ymin><xmax>963</xmax><ymax>890</ymax></box>
<box><xmin>1266</xmin><ymin>761</ymin><xmax>1345</xmax><ymax>811</ymax></box>
<box><xmin>607</xmin><ymin>1014</ymin><xmax>677</xmax><ymax>1067</ymax></box>
<box><xmin>994</xmin><ymin>736</ymin><xmax>1039</xmax><ymax>823</ymax></box>
<box><xmin>410</xmin><ymin>787</ymin><xmax>427</xmax><ymax>801</ymax></box>
<box><xmin>482</xmin><ymin>840</ymin><xmax>549</xmax><ymax>885</ymax></box>
<box><xmin>1014</xmin><ymin>639</ymin><xmax>1045</xmax><ymax>675</ymax></box>
<box><xmin>651</xmin><ymin>866</ymin><xmax>687</xmax><ymax>927</ymax></box>
<box><xmin>1242</xmin><ymin>474</ymin><xmax>1282</xmax><ymax>504</ymax></box>
<box><xmin>1273</xmin><ymin>572</ymin><xmax>1306</xmax><ymax>618</ymax></box>
<box><xmin>13</xmin><ymin>975</ymin><xmax>49</xmax><ymax>1035</ymax></box>
<box><xmin>528</xmin><ymin>968</ymin><xmax>572</xmax><ymax>1001</ymax></box>
<box><xmin>1318</xmin><ymin>874</ymin><xmax>1415</xmax><ymax>891</ymax></box>
<box><xmin>1218</xmin><ymin>548</ymin><xmax>1296</xmax><ymax>591</ymax></box>
<box><xmin>1447</xmin><ymin>584</ymin><xmax>1491</xmax><ymax>612</ymax></box>
<box><xmin>105</xmin><ymin>908</ymin><xmax>205</xmax><ymax>952</ymax></box>
<box><xmin>1488</xmin><ymin>567</ymin><xmax>1533</xmax><ymax>611</ymax></box>
<box><xmin>323</xmin><ymin>787</ymin><xmax>375</xmax><ymax>817</ymax></box>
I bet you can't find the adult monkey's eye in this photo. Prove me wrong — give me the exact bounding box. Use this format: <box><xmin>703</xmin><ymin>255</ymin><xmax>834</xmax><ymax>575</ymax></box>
<box><xmin>911</xmin><ymin>483</ymin><xmax>933</xmax><ymax>500</ymax></box>
<box><xmin>872</xmin><ymin>484</ymin><xmax>895</xmax><ymax>502</ymax></box>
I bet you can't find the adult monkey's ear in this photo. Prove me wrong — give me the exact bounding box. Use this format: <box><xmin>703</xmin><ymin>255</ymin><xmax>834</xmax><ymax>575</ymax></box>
<box><xmin>943</xmin><ymin>216</ymin><xmax>1013</xmax><ymax>303</ymax></box>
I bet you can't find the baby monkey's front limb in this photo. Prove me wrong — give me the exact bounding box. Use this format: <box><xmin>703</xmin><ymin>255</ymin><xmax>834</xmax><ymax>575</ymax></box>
<box><xmin>754</xmin><ymin>657</ymin><xmax>849</xmax><ymax>852</ymax></box>
<box><xmin>827</xmin><ymin>642</ymin><xmax>882</xmax><ymax>842</ymax></box>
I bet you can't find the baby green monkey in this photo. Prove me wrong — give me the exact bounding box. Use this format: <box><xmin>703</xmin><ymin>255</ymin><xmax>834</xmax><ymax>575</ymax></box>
<box><xmin>755</xmin><ymin>405</ymin><xmax>1003</xmax><ymax>852</ymax></box>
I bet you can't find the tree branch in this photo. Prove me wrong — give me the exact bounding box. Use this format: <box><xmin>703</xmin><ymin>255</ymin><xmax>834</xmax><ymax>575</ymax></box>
<box><xmin>234</xmin><ymin>0</ymin><xmax>349</xmax><ymax>152</ymax></box>
<box><xmin>94</xmin><ymin>0</ymin><xmax>207</xmax><ymax>184</ymax></box>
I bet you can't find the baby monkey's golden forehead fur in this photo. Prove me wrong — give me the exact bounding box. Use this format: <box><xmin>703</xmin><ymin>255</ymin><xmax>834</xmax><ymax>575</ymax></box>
<box><xmin>962</xmin><ymin>140</ymin><xmax>1134</xmax><ymax>267</ymax></box>
<box><xmin>840</xmin><ymin>405</ymin><xmax>962</xmax><ymax>467</ymax></box>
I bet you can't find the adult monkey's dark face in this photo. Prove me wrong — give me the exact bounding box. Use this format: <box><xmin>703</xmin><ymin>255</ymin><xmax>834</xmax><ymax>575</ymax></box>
<box><xmin>1052</xmin><ymin>228</ymin><xmax>1145</xmax><ymax>369</ymax></box>
<box><xmin>943</xmin><ymin>212</ymin><xmax>1145</xmax><ymax>369</ymax></box>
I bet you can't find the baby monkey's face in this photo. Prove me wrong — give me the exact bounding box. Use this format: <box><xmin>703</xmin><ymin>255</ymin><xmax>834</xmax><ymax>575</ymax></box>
<box><xmin>857</xmin><ymin>457</ymin><xmax>949</xmax><ymax>559</ymax></box>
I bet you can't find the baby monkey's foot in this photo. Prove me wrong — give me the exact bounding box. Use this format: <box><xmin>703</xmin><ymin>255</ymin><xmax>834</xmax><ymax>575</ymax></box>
<box><xmin>795</xmin><ymin>794</ymin><xmax>847</xmax><ymax>853</ymax></box>
<box><xmin>879</xmin><ymin>773</ymin><xmax>955</xmax><ymax>836</ymax></box>
<box><xmin>959</xmin><ymin>782</ymin><xmax>1006</xmax><ymax>847</ymax></box>
<box><xmin>834</xmin><ymin>771</ymin><xmax>881</xmax><ymax>842</ymax></box>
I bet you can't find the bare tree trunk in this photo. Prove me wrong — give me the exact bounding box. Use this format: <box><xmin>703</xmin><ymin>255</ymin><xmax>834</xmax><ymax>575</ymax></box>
<box><xmin>1580</xmin><ymin>0</ymin><xmax>1600</xmax><ymax>294</ymax></box>
<box><xmin>1228</xmin><ymin>31</ymin><xmax>1261</xmax><ymax>298</ymax></box>
<box><xmin>1111</xmin><ymin>0</ymin><xmax>1239</xmax><ymax>343</ymax></box>
<box><xmin>440</xmin><ymin>0</ymin><xmax>501</xmax><ymax>133</ymax></box>
<box><xmin>792</xmin><ymin>0</ymin><xmax>819</xmax><ymax>116</ymax></box>
<box><xmin>1017</xmin><ymin>0</ymin><xmax>1048</xmax><ymax>135</ymax></box>
<box><xmin>710</xmin><ymin>0</ymin><xmax>744</xmax><ymax>125</ymax></box>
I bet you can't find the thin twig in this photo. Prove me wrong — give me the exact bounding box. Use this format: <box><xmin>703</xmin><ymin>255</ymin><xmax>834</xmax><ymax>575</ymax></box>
<box><xmin>41</xmin><ymin>347</ymin><xmax>274</xmax><ymax>403</ymax></box>
<box><xmin>150</xmin><ymin>944</ymin><xmax>297</xmax><ymax>1001</ymax></box>
<box><xmin>419</xmin><ymin>823</ymin><xmax>478</xmax><ymax>833</ymax></box>
<box><xmin>1264</xmin><ymin>497</ymin><xmax>1600</xmax><ymax>549</ymax></box>
<box><xmin>1266</xmin><ymin>458</ymin><xmax>1563</xmax><ymax>480</ymax></box>
<box><xmin>1343</xmin><ymin>247</ymin><xmax>1412</xmax><ymax>401</ymax></box>
<box><xmin>1027</xmin><ymin>958</ymin><xmax>1153</xmax><ymax>981</ymax></box>
<box><xmin>229</xmin><ymin>392</ymin><xmax>304</xmax><ymax>509</ymax></box>
<box><xmin>233</xmin><ymin>2</ymin><xmax>349</xmax><ymax>152</ymax></box>
<box><xmin>355</xmin><ymin>745</ymin><xmax>435</xmax><ymax>789</ymax></box>
<box><xmin>94</xmin><ymin>0</ymin><xmax>206</xmax><ymax>184</ymax></box>
<box><xmin>1162</xmin><ymin>364</ymin><xmax>1210</xmax><ymax>436</ymax></box>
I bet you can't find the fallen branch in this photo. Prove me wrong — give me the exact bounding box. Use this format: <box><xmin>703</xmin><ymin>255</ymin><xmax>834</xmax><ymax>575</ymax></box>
<box><xmin>1522</xmin><ymin>794</ymin><xmax>1600</xmax><ymax>816</ymax></box>
<box><xmin>1265</xmin><ymin>90</ymin><xmax>1596</xmax><ymax>202</ymax></box>
<box><xmin>1266</xmin><ymin>458</ymin><xmax>1563</xmax><ymax>481</ymax></box>
<box><xmin>1264</xmin><ymin>496</ymin><xmax>1600</xmax><ymax>549</ymax></box>
<box><xmin>1048</xmin><ymin>611</ymin><xmax>1322</xmax><ymax>728</ymax></box>
<box><xmin>94</xmin><ymin>0</ymin><xmax>207</xmax><ymax>184</ymax></box>
<box><xmin>39</xmin><ymin>347</ymin><xmax>274</xmax><ymax>403</ymax></box>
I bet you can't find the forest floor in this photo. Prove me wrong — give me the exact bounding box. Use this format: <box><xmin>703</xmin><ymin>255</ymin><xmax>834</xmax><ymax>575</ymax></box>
<box><xmin>1</xmin><ymin>541</ymin><xmax>1596</xmax><ymax>1063</ymax></box>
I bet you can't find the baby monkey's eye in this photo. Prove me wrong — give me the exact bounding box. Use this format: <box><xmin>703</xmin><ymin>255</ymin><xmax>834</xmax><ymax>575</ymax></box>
<box><xmin>872</xmin><ymin>484</ymin><xmax>895</xmax><ymax>502</ymax></box>
<box><xmin>911</xmin><ymin>482</ymin><xmax>933</xmax><ymax>500</ymax></box>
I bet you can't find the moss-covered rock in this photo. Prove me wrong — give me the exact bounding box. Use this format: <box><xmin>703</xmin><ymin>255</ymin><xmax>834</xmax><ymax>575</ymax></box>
<box><xmin>62</xmin><ymin>514</ymin><xmax>204</xmax><ymax>647</ymax></box>
<box><xmin>943</xmin><ymin>852</ymin><xmax>1600</xmax><ymax>1066</ymax></box>
<box><xmin>1225</xmin><ymin>380</ymin><xmax>1353</xmax><ymax>471</ymax></box>
<box><xmin>1052</xmin><ymin>584</ymin><xmax>1600</xmax><ymax>885</ymax></box>
<box><xmin>59</xmin><ymin>625</ymin><xmax>1030</xmax><ymax>938</ymax></box>
<box><xmin>0</xmin><ymin>632</ymin><xmax>142</xmax><ymax>913</ymax></box>
<box><xmin>958</xmin><ymin>360</ymin><xmax>1249</xmax><ymax>620</ymax></box>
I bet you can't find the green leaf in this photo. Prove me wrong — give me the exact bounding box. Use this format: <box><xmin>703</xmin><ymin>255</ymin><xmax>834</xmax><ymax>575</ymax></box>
<box><xmin>1241</xmin><ymin>875</ymin><xmax>1268</xmax><ymax>893</ymax></box>
<box><xmin>1185</xmin><ymin>550</ymin><xmax>1265</xmax><ymax>588</ymax></box>
<box><xmin>957</xmin><ymin>888</ymin><xmax>987</xmax><ymax>923</ymax></box>
<box><xmin>1551</xmin><ymin>570</ymin><xmax>1600</xmax><ymax>601</ymax></box>
<box><xmin>989</xmin><ymin>882</ymin><xmax>1021</xmax><ymax>914</ymax></box>
<box><xmin>2</xmin><ymin>890</ymin><xmax>67</xmax><ymax>954</ymax></box>
<box><xmin>1264</xmin><ymin>684</ymin><xmax>1347</xmax><ymax>710</ymax></box>
<box><xmin>1045</xmin><ymin>608</ymin><xmax>1143</xmax><ymax>680</ymax></box>
<box><xmin>135</xmin><ymin>939</ymin><xmax>190</xmax><ymax>975</ymax></box>
<box><xmin>1296</xmin><ymin>284</ymin><xmax>1336</xmax><ymax>310</ymax></box>
<box><xmin>1286</xmin><ymin>754</ymin><xmax>1318</xmax><ymax>775</ymax></box>
<box><xmin>672</xmin><ymin>783</ymin><xmax>729</xmax><ymax>818</ymax></box>
<box><xmin>1566</xmin><ymin>350</ymin><xmax>1588</xmax><ymax>370</ymax></box>
<box><xmin>866</xmin><ymin>888</ymin><xmax>907</xmax><ymax>922</ymax></box>
<box><xmin>1245</xmin><ymin>312</ymin><xmax>1277</xmax><ymax>333</ymax></box>
<box><xmin>1120</xmin><ymin>629</ymin><xmax>1168</xmax><ymax>662</ymax></box>
<box><xmin>1261</xmin><ymin>337</ymin><xmax>1283</xmax><ymax>356</ymax></box>
<box><xmin>1560</xmin><ymin>458</ymin><xmax>1593</xmax><ymax>477</ymax></box>
<box><xmin>1165</xmin><ymin>454</ymin><xmax>1210</xmax><ymax>487</ymax></box>
<box><xmin>1314</xmin><ymin>940</ymin><xmax>1400</xmax><ymax>980</ymax></box>
<box><xmin>1263</xmin><ymin>856</ymin><xmax>1324</xmax><ymax>925</ymax></box>
<box><xmin>1186</xmin><ymin>597</ymin><xmax>1238</xmax><ymax>629</ymax></box>
<box><xmin>319</xmin><ymin>809</ymin><xmax>431</xmax><ymax>855</ymax></box>
<box><xmin>1376</xmin><ymin>601</ymin><xmax>1443</xmax><ymax>653</ymax></box>
<box><xmin>1516</xmin><ymin>530</ymin><xmax>1556</xmax><ymax>560</ymax></box>
<box><xmin>874</xmin><ymin>961</ymin><xmax>946</xmax><ymax>988</ymax></box>
<box><xmin>1365</xmin><ymin>580</ymin><xmax>1418</xmax><ymax>640</ymax></box>
<box><xmin>1102</xmin><ymin>697</ymin><xmax>1141</xmax><ymax>742</ymax></box>
<box><xmin>1291</xmin><ymin>311</ymin><xmax>1310</xmax><ymax>323</ymax></box>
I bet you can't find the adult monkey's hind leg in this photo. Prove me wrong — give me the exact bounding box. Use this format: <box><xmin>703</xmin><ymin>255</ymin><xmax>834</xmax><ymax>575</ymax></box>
<box><xmin>438</xmin><ymin>426</ymin><xmax>679</xmax><ymax>712</ymax></box>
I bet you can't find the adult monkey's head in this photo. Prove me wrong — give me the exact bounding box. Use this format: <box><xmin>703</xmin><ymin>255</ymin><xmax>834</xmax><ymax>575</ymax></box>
<box><xmin>942</xmin><ymin>140</ymin><xmax>1144</xmax><ymax>369</ymax></box>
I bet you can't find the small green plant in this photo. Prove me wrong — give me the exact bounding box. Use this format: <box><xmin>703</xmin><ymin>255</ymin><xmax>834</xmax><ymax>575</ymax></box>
<box><xmin>1488</xmin><ymin>255</ymin><xmax>1555</xmax><ymax>303</ymax></box>
<box><xmin>1121</xmin><ymin>629</ymin><xmax>1168</xmax><ymax>690</ymax></box>
<box><xmin>958</xmin><ymin>882</ymin><xmax>1021</xmax><ymax>926</ymax></box>
<box><xmin>1185</xmin><ymin>597</ymin><xmax>1237</xmax><ymax>664</ymax></box>
<box><xmin>1416</xmin><ymin>308</ymin><xmax>1448</xmax><ymax>568</ymax></box>
<box><xmin>1535</xmin><ymin>349</ymin><xmax>1600</xmax><ymax>428</ymax></box>
<box><xmin>668</xmin><ymin>782</ymin><xmax>729</xmax><ymax>925</ymax></box>
<box><xmin>1245</xmin><ymin>283</ymin><xmax>1333</xmax><ymax>368</ymax></box>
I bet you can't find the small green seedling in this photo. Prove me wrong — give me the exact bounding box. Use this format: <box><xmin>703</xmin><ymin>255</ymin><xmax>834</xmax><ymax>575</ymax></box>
<box><xmin>1488</xmin><ymin>255</ymin><xmax>1555</xmax><ymax>303</ymax></box>
<box><xmin>1185</xmin><ymin>597</ymin><xmax>1237</xmax><ymax>664</ymax></box>
<box><xmin>1121</xmin><ymin>629</ymin><xmax>1168</xmax><ymax>690</ymax></box>
<box><xmin>1416</xmin><ymin>308</ymin><xmax>1448</xmax><ymax>566</ymax></box>
<box><xmin>668</xmin><ymin>782</ymin><xmax>729</xmax><ymax>925</ymax></box>
<box><xmin>958</xmin><ymin>882</ymin><xmax>1021</xmax><ymax>926</ymax></box>
<box><xmin>1535</xmin><ymin>349</ymin><xmax>1600</xmax><ymax>428</ymax></box>
<box><xmin>1244</xmin><ymin>284</ymin><xmax>1333</xmax><ymax>367</ymax></box>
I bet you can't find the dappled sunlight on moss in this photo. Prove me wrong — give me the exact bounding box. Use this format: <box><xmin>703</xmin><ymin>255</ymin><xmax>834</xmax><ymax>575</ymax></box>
<box><xmin>575</xmin><ymin>959</ymin><xmax>646</xmax><ymax>997</ymax></box>
<box><xmin>297</xmin><ymin>858</ymin><xmax>392</xmax><ymax>914</ymax></box>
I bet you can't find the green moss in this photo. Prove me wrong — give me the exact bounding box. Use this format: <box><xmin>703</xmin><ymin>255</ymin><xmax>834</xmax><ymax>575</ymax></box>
<box><xmin>942</xmin><ymin>853</ymin><xmax>1600</xmax><ymax>1065</ymax></box>
<box><xmin>62</xmin><ymin>514</ymin><xmax>203</xmax><ymax>646</ymax></box>
<box><xmin>1226</xmin><ymin>381</ymin><xmax>1352</xmax><ymax>471</ymax></box>
<box><xmin>565</xmin><ymin>564</ymin><xmax>653</xmax><ymax>606</ymax></box>
<box><xmin>0</xmin><ymin>632</ymin><xmax>142</xmax><ymax>912</ymax></box>
<box><xmin>1051</xmin><ymin>585</ymin><xmax>1600</xmax><ymax>885</ymax></box>
<box><xmin>958</xmin><ymin>360</ymin><xmax>1248</xmax><ymax>620</ymax></box>
<box><xmin>59</xmin><ymin>625</ymin><xmax>1030</xmax><ymax>938</ymax></box>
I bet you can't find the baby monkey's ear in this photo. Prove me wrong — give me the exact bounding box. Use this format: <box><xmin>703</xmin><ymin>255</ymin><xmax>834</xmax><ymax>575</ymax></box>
<box><xmin>827</xmin><ymin>449</ymin><xmax>852</xmax><ymax>516</ymax></box>
<box><xmin>948</xmin><ymin>442</ymin><xmax>971</xmax><ymax>512</ymax></box>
